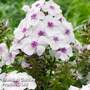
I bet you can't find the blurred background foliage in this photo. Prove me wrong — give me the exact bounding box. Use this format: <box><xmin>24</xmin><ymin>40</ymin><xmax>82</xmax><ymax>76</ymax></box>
<box><xmin>0</xmin><ymin>0</ymin><xmax>90</xmax><ymax>90</ymax></box>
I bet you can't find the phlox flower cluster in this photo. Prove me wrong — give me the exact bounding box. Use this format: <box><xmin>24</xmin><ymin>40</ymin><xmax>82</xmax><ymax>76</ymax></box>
<box><xmin>0</xmin><ymin>71</ymin><xmax>37</xmax><ymax>90</ymax></box>
<box><xmin>11</xmin><ymin>0</ymin><xmax>76</xmax><ymax>61</ymax></box>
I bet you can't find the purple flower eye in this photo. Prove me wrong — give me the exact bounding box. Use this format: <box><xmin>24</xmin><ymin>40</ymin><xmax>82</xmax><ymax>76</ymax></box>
<box><xmin>36</xmin><ymin>3</ymin><xmax>40</xmax><ymax>7</ymax></box>
<box><xmin>48</xmin><ymin>22</ymin><xmax>54</xmax><ymax>28</ymax></box>
<box><xmin>31</xmin><ymin>41</ymin><xmax>38</xmax><ymax>48</ymax></box>
<box><xmin>38</xmin><ymin>31</ymin><xmax>45</xmax><ymax>36</ymax></box>
<box><xmin>60</xmin><ymin>48</ymin><xmax>67</xmax><ymax>53</ymax></box>
<box><xmin>13</xmin><ymin>80</ymin><xmax>20</xmax><ymax>86</ymax></box>
<box><xmin>22</xmin><ymin>27</ymin><xmax>27</xmax><ymax>33</ymax></box>
<box><xmin>53</xmin><ymin>37</ymin><xmax>59</xmax><ymax>42</ymax></box>
<box><xmin>65</xmin><ymin>29</ymin><xmax>70</xmax><ymax>35</ymax></box>
<box><xmin>57</xmin><ymin>48</ymin><xmax>67</xmax><ymax>53</ymax></box>
<box><xmin>50</xmin><ymin>5</ymin><xmax>55</xmax><ymax>10</ymax></box>
<box><xmin>31</xmin><ymin>14</ymin><xmax>37</xmax><ymax>20</ymax></box>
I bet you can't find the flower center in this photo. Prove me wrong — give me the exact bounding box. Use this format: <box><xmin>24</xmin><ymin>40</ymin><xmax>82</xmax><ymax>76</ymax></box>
<box><xmin>36</xmin><ymin>3</ymin><xmax>40</xmax><ymax>7</ymax></box>
<box><xmin>53</xmin><ymin>37</ymin><xmax>59</xmax><ymax>42</ymax></box>
<box><xmin>31</xmin><ymin>14</ymin><xmax>37</xmax><ymax>20</ymax></box>
<box><xmin>65</xmin><ymin>29</ymin><xmax>70</xmax><ymax>35</ymax></box>
<box><xmin>48</xmin><ymin>22</ymin><xmax>54</xmax><ymax>28</ymax></box>
<box><xmin>31</xmin><ymin>41</ymin><xmax>38</xmax><ymax>48</ymax></box>
<box><xmin>22</xmin><ymin>27</ymin><xmax>27</xmax><ymax>33</ymax></box>
<box><xmin>38</xmin><ymin>31</ymin><xmax>45</xmax><ymax>36</ymax></box>
<box><xmin>13</xmin><ymin>80</ymin><xmax>20</xmax><ymax>86</ymax></box>
<box><xmin>57</xmin><ymin>48</ymin><xmax>67</xmax><ymax>53</ymax></box>
<box><xmin>60</xmin><ymin>48</ymin><xmax>67</xmax><ymax>53</ymax></box>
<box><xmin>50</xmin><ymin>5</ymin><xmax>55</xmax><ymax>10</ymax></box>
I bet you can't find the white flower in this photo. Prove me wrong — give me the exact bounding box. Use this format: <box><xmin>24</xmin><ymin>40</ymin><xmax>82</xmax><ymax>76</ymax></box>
<box><xmin>21</xmin><ymin>61</ymin><xmax>32</xmax><ymax>68</ymax></box>
<box><xmin>31</xmin><ymin>0</ymin><xmax>45</xmax><ymax>11</ymax></box>
<box><xmin>0</xmin><ymin>43</ymin><xmax>18</xmax><ymax>66</ymax></box>
<box><xmin>47</xmin><ymin>32</ymin><xmax>67</xmax><ymax>50</ymax></box>
<box><xmin>21</xmin><ymin>36</ymin><xmax>47</xmax><ymax>56</ymax></box>
<box><xmin>74</xmin><ymin>40</ymin><xmax>82</xmax><ymax>52</ymax></box>
<box><xmin>42</xmin><ymin>0</ymin><xmax>62</xmax><ymax>16</ymax></box>
<box><xmin>14</xmin><ymin>18</ymin><xmax>30</xmax><ymax>40</ymax></box>
<box><xmin>69</xmin><ymin>85</ymin><xmax>79</xmax><ymax>90</ymax></box>
<box><xmin>61</xmin><ymin>20</ymin><xmax>75</xmax><ymax>43</ymax></box>
<box><xmin>43</xmin><ymin>15</ymin><xmax>60</xmax><ymax>32</ymax></box>
<box><xmin>31</xmin><ymin>22</ymin><xmax>47</xmax><ymax>38</ymax></box>
<box><xmin>0</xmin><ymin>43</ymin><xmax>9</xmax><ymax>67</ymax></box>
<box><xmin>55</xmin><ymin>45</ymin><xmax>73</xmax><ymax>61</ymax></box>
<box><xmin>26</xmin><ymin>9</ymin><xmax>45</xmax><ymax>26</ymax></box>
<box><xmin>87</xmin><ymin>45</ymin><xmax>90</xmax><ymax>50</ymax></box>
<box><xmin>0</xmin><ymin>43</ymin><xmax>8</xmax><ymax>58</ymax></box>
<box><xmin>0</xmin><ymin>71</ymin><xmax>37</xmax><ymax>90</ymax></box>
<box><xmin>69</xmin><ymin>84</ymin><xmax>90</xmax><ymax>90</ymax></box>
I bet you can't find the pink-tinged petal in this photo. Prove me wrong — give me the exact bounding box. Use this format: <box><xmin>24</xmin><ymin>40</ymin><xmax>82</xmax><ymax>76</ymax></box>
<box><xmin>42</xmin><ymin>0</ymin><xmax>62</xmax><ymax>16</ymax></box>
<box><xmin>55</xmin><ymin>50</ymin><xmax>69</xmax><ymax>61</ymax></box>
<box><xmin>5</xmin><ymin>50</ymin><xmax>19</xmax><ymax>65</ymax></box>
<box><xmin>21</xmin><ymin>45</ymin><xmax>35</xmax><ymax>56</ymax></box>
<box><xmin>38</xmin><ymin>36</ymin><xmax>49</xmax><ymax>46</ymax></box>
<box><xmin>36</xmin><ymin>46</ymin><xmax>45</xmax><ymax>56</ymax></box>
<box><xmin>55</xmin><ymin>45</ymin><xmax>73</xmax><ymax>60</ymax></box>
<box><xmin>21</xmin><ymin>61</ymin><xmax>32</xmax><ymax>68</ymax></box>
<box><xmin>0</xmin><ymin>43</ymin><xmax>8</xmax><ymax>56</ymax></box>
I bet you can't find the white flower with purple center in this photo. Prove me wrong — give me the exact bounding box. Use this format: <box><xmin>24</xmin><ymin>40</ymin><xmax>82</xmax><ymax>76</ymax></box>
<box><xmin>43</xmin><ymin>15</ymin><xmax>60</xmax><ymax>33</ymax></box>
<box><xmin>47</xmin><ymin>33</ymin><xmax>67</xmax><ymax>50</ymax></box>
<box><xmin>42</xmin><ymin>0</ymin><xmax>62</xmax><ymax>16</ymax></box>
<box><xmin>14</xmin><ymin>19</ymin><xmax>30</xmax><ymax>40</ymax></box>
<box><xmin>26</xmin><ymin>10</ymin><xmax>45</xmax><ymax>25</ymax></box>
<box><xmin>32</xmin><ymin>24</ymin><xmax>47</xmax><ymax>37</ymax></box>
<box><xmin>21</xmin><ymin>36</ymin><xmax>46</xmax><ymax>56</ymax></box>
<box><xmin>31</xmin><ymin>0</ymin><xmax>45</xmax><ymax>11</ymax></box>
<box><xmin>55</xmin><ymin>45</ymin><xmax>73</xmax><ymax>61</ymax></box>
